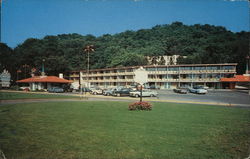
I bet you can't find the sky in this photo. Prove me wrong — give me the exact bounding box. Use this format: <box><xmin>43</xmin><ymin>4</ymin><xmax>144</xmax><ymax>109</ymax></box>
<box><xmin>1</xmin><ymin>0</ymin><xmax>249</xmax><ymax>48</ymax></box>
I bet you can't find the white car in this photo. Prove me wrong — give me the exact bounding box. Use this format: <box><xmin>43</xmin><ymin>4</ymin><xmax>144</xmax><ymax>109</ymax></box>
<box><xmin>130</xmin><ymin>90</ymin><xmax>158</xmax><ymax>97</ymax></box>
<box><xmin>90</xmin><ymin>88</ymin><xmax>103</xmax><ymax>95</ymax></box>
<box><xmin>188</xmin><ymin>86</ymin><xmax>208</xmax><ymax>94</ymax></box>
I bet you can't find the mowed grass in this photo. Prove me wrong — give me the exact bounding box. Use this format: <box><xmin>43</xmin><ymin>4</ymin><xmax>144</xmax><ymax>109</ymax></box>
<box><xmin>0</xmin><ymin>101</ymin><xmax>249</xmax><ymax>159</ymax></box>
<box><xmin>0</xmin><ymin>91</ymin><xmax>78</xmax><ymax>100</ymax></box>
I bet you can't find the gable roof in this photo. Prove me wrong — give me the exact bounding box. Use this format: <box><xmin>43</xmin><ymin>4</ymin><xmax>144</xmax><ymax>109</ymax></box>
<box><xmin>17</xmin><ymin>76</ymin><xmax>72</xmax><ymax>83</ymax></box>
<box><xmin>220</xmin><ymin>75</ymin><xmax>250</xmax><ymax>82</ymax></box>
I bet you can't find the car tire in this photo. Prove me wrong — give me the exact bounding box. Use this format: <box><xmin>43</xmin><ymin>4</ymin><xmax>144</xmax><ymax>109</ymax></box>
<box><xmin>135</xmin><ymin>94</ymin><xmax>139</xmax><ymax>98</ymax></box>
<box><xmin>94</xmin><ymin>92</ymin><xmax>97</xmax><ymax>95</ymax></box>
<box><xmin>150</xmin><ymin>94</ymin><xmax>154</xmax><ymax>97</ymax></box>
<box><xmin>117</xmin><ymin>93</ymin><xmax>121</xmax><ymax>97</ymax></box>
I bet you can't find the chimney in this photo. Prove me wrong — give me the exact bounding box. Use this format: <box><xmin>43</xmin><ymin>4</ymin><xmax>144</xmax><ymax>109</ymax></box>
<box><xmin>59</xmin><ymin>73</ymin><xmax>63</xmax><ymax>79</ymax></box>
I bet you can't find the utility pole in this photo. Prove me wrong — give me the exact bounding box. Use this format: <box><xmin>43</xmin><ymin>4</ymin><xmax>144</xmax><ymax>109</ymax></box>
<box><xmin>22</xmin><ymin>64</ymin><xmax>29</xmax><ymax>78</ymax></box>
<box><xmin>84</xmin><ymin>45</ymin><xmax>95</xmax><ymax>89</ymax></box>
<box><xmin>42</xmin><ymin>59</ymin><xmax>45</xmax><ymax>76</ymax></box>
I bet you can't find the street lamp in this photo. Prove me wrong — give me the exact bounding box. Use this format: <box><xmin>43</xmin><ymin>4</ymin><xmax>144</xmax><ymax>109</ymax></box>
<box><xmin>22</xmin><ymin>64</ymin><xmax>29</xmax><ymax>78</ymax></box>
<box><xmin>84</xmin><ymin>45</ymin><xmax>95</xmax><ymax>89</ymax></box>
<box><xmin>42</xmin><ymin>59</ymin><xmax>45</xmax><ymax>76</ymax></box>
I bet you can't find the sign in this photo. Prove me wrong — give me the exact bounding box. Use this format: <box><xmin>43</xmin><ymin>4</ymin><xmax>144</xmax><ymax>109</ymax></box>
<box><xmin>0</xmin><ymin>69</ymin><xmax>11</xmax><ymax>88</ymax></box>
<box><xmin>134</xmin><ymin>67</ymin><xmax>148</xmax><ymax>85</ymax></box>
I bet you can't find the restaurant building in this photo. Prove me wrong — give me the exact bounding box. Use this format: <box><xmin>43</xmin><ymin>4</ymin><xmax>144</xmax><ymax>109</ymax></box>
<box><xmin>17</xmin><ymin>74</ymin><xmax>72</xmax><ymax>91</ymax></box>
<box><xmin>69</xmin><ymin>63</ymin><xmax>237</xmax><ymax>89</ymax></box>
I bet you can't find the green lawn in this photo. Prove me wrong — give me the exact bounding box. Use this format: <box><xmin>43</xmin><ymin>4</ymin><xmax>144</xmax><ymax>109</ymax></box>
<box><xmin>0</xmin><ymin>91</ymin><xmax>78</xmax><ymax>100</ymax></box>
<box><xmin>0</xmin><ymin>101</ymin><xmax>249</xmax><ymax>159</ymax></box>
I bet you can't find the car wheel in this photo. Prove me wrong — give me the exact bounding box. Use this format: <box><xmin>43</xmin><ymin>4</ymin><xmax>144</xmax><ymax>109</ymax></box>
<box><xmin>94</xmin><ymin>92</ymin><xmax>97</xmax><ymax>95</ymax></box>
<box><xmin>135</xmin><ymin>94</ymin><xmax>139</xmax><ymax>98</ymax></box>
<box><xmin>150</xmin><ymin>94</ymin><xmax>155</xmax><ymax>97</ymax></box>
<box><xmin>117</xmin><ymin>93</ymin><xmax>121</xmax><ymax>97</ymax></box>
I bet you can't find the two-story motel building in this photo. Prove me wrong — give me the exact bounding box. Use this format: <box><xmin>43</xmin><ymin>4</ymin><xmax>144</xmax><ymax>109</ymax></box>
<box><xmin>69</xmin><ymin>63</ymin><xmax>237</xmax><ymax>89</ymax></box>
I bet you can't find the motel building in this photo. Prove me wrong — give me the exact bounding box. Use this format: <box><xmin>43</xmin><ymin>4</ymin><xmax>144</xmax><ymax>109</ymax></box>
<box><xmin>69</xmin><ymin>63</ymin><xmax>237</xmax><ymax>90</ymax></box>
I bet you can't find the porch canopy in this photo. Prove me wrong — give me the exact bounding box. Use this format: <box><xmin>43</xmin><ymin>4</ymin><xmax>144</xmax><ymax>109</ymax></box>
<box><xmin>17</xmin><ymin>76</ymin><xmax>72</xmax><ymax>83</ymax></box>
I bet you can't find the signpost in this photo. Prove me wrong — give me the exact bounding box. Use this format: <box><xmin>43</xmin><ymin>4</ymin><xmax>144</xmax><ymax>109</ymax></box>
<box><xmin>0</xmin><ymin>69</ymin><xmax>11</xmax><ymax>88</ymax></box>
<box><xmin>134</xmin><ymin>67</ymin><xmax>148</xmax><ymax>102</ymax></box>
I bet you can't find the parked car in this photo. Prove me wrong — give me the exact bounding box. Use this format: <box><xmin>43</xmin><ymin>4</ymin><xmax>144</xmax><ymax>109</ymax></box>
<box><xmin>113</xmin><ymin>88</ymin><xmax>133</xmax><ymax>97</ymax></box>
<box><xmin>90</xmin><ymin>88</ymin><xmax>103</xmax><ymax>95</ymax></box>
<box><xmin>173</xmin><ymin>87</ymin><xmax>188</xmax><ymax>94</ymax></box>
<box><xmin>103</xmin><ymin>88</ymin><xmax>117</xmax><ymax>96</ymax></box>
<box><xmin>130</xmin><ymin>89</ymin><xmax>158</xmax><ymax>97</ymax></box>
<box><xmin>196</xmin><ymin>85</ymin><xmax>209</xmax><ymax>90</ymax></box>
<box><xmin>80</xmin><ymin>87</ymin><xmax>92</xmax><ymax>93</ymax></box>
<box><xmin>19</xmin><ymin>86</ymin><xmax>30</xmax><ymax>91</ymax></box>
<box><xmin>188</xmin><ymin>86</ymin><xmax>208</xmax><ymax>94</ymax></box>
<box><xmin>48</xmin><ymin>87</ymin><xmax>64</xmax><ymax>93</ymax></box>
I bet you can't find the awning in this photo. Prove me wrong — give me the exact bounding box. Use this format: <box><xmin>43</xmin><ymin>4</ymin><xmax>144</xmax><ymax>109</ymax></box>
<box><xmin>220</xmin><ymin>75</ymin><xmax>250</xmax><ymax>82</ymax></box>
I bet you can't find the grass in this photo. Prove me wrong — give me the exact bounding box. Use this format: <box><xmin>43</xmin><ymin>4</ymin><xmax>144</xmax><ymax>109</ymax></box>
<box><xmin>0</xmin><ymin>91</ymin><xmax>78</xmax><ymax>100</ymax></box>
<box><xmin>0</xmin><ymin>101</ymin><xmax>249</xmax><ymax>159</ymax></box>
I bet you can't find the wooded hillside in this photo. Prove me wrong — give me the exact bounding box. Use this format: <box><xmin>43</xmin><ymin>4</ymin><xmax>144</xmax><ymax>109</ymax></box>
<box><xmin>0</xmin><ymin>22</ymin><xmax>249</xmax><ymax>81</ymax></box>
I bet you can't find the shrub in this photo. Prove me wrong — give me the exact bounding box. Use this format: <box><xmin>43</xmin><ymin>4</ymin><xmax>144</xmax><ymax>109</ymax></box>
<box><xmin>128</xmin><ymin>101</ymin><xmax>152</xmax><ymax>111</ymax></box>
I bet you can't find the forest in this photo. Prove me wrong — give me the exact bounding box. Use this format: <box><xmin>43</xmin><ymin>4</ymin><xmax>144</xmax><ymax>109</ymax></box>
<box><xmin>0</xmin><ymin>22</ymin><xmax>249</xmax><ymax>82</ymax></box>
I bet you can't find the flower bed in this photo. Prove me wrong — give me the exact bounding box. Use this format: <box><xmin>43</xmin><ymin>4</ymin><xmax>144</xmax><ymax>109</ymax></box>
<box><xmin>128</xmin><ymin>101</ymin><xmax>152</xmax><ymax>111</ymax></box>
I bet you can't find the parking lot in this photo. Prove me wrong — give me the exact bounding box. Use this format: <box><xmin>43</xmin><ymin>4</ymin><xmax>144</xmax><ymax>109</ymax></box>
<box><xmin>2</xmin><ymin>89</ymin><xmax>249</xmax><ymax>107</ymax></box>
<box><xmin>73</xmin><ymin>89</ymin><xmax>250</xmax><ymax>107</ymax></box>
<box><xmin>155</xmin><ymin>89</ymin><xmax>250</xmax><ymax>106</ymax></box>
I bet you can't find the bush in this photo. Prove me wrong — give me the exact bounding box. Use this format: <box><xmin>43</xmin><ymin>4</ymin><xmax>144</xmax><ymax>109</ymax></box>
<box><xmin>10</xmin><ymin>85</ymin><xmax>19</xmax><ymax>90</ymax></box>
<box><xmin>128</xmin><ymin>101</ymin><xmax>152</xmax><ymax>111</ymax></box>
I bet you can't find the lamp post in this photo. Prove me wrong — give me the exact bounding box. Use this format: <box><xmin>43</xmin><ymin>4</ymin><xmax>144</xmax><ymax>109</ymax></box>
<box><xmin>42</xmin><ymin>59</ymin><xmax>45</xmax><ymax>76</ymax></box>
<box><xmin>246</xmin><ymin>55</ymin><xmax>250</xmax><ymax>95</ymax></box>
<box><xmin>84</xmin><ymin>45</ymin><xmax>95</xmax><ymax>89</ymax></box>
<box><xmin>22</xmin><ymin>64</ymin><xmax>29</xmax><ymax>78</ymax></box>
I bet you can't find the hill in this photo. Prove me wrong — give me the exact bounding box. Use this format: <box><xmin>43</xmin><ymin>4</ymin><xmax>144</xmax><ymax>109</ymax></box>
<box><xmin>0</xmin><ymin>22</ymin><xmax>249</xmax><ymax>81</ymax></box>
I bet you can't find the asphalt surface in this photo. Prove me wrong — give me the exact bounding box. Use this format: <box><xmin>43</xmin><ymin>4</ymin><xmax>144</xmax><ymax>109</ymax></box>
<box><xmin>156</xmin><ymin>89</ymin><xmax>250</xmax><ymax>106</ymax></box>
<box><xmin>1</xmin><ymin>89</ymin><xmax>250</xmax><ymax>107</ymax></box>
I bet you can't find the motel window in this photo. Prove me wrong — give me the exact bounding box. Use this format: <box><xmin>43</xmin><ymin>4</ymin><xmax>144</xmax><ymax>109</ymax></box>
<box><xmin>224</xmin><ymin>74</ymin><xmax>234</xmax><ymax>78</ymax></box>
<box><xmin>157</xmin><ymin>67</ymin><xmax>167</xmax><ymax>71</ymax></box>
<box><xmin>158</xmin><ymin>75</ymin><xmax>163</xmax><ymax>79</ymax></box>
<box><xmin>119</xmin><ymin>76</ymin><xmax>125</xmax><ymax>79</ymax></box>
<box><xmin>126</xmin><ymin>69</ymin><xmax>133</xmax><ymax>72</ymax></box>
<box><xmin>168</xmin><ymin>67</ymin><xmax>178</xmax><ymax>71</ymax></box>
<box><xmin>194</xmin><ymin>67</ymin><xmax>206</xmax><ymax>70</ymax></box>
<box><xmin>180</xmin><ymin>74</ymin><xmax>187</xmax><ymax>79</ymax></box>
<box><xmin>222</xmin><ymin>66</ymin><xmax>234</xmax><ymax>70</ymax></box>
<box><xmin>118</xmin><ymin>69</ymin><xmax>125</xmax><ymax>73</ymax></box>
<box><xmin>146</xmin><ymin>68</ymin><xmax>156</xmax><ymax>71</ymax></box>
<box><xmin>180</xmin><ymin>67</ymin><xmax>192</xmax><ymax>70</ymax></box>
<box><xmin>172</xmin><ymin>75</ymin><xmax>179</xmax><ymax>79</ymax></box>
<box><xmin>215</xmin><ymin>74</ymin><xmax>221</xmax><ymax>78</ymax></box>
<box><xmin>207</xmin><ymin>74</ymin><xmax>213</xmax><ymax>78</ymax></box>
<box><xmin>126</xmin><ymin>75</ymin><xmax>133</xmax><ymax>79</ymax></box>
<box><xmin>207</xmin><ymin>66</ymin><xmax>218</xmax><ymax>70</ymax></box>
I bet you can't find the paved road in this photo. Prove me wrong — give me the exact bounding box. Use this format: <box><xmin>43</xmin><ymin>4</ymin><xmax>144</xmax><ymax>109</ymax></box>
<box><xmin>1</xmin><ymin>89</ymin><xmax>250</xmax><ymax>107</ymax></box>
<box><xmin>156</xmin><ymin>89</ymin><xmax>250</xmax><ymax>106</ymax></box>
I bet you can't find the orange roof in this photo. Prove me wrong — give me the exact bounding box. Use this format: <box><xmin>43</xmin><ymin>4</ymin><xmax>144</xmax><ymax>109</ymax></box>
<box><xmin>220</xmin><ymin>75</ymin><xmax>250</xmax><ymax>82</ymax></box>
<box><xmin>17</xmin><ymin>76</ymin><xmax>72</xmax><ymax>83</ymax></box>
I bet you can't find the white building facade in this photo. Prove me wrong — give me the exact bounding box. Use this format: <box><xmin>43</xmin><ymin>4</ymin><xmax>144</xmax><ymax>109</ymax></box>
<box><xmin>69</xmin><ymin>63</ymin><xmax>237</xmax><ymax>89</ymax></box>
